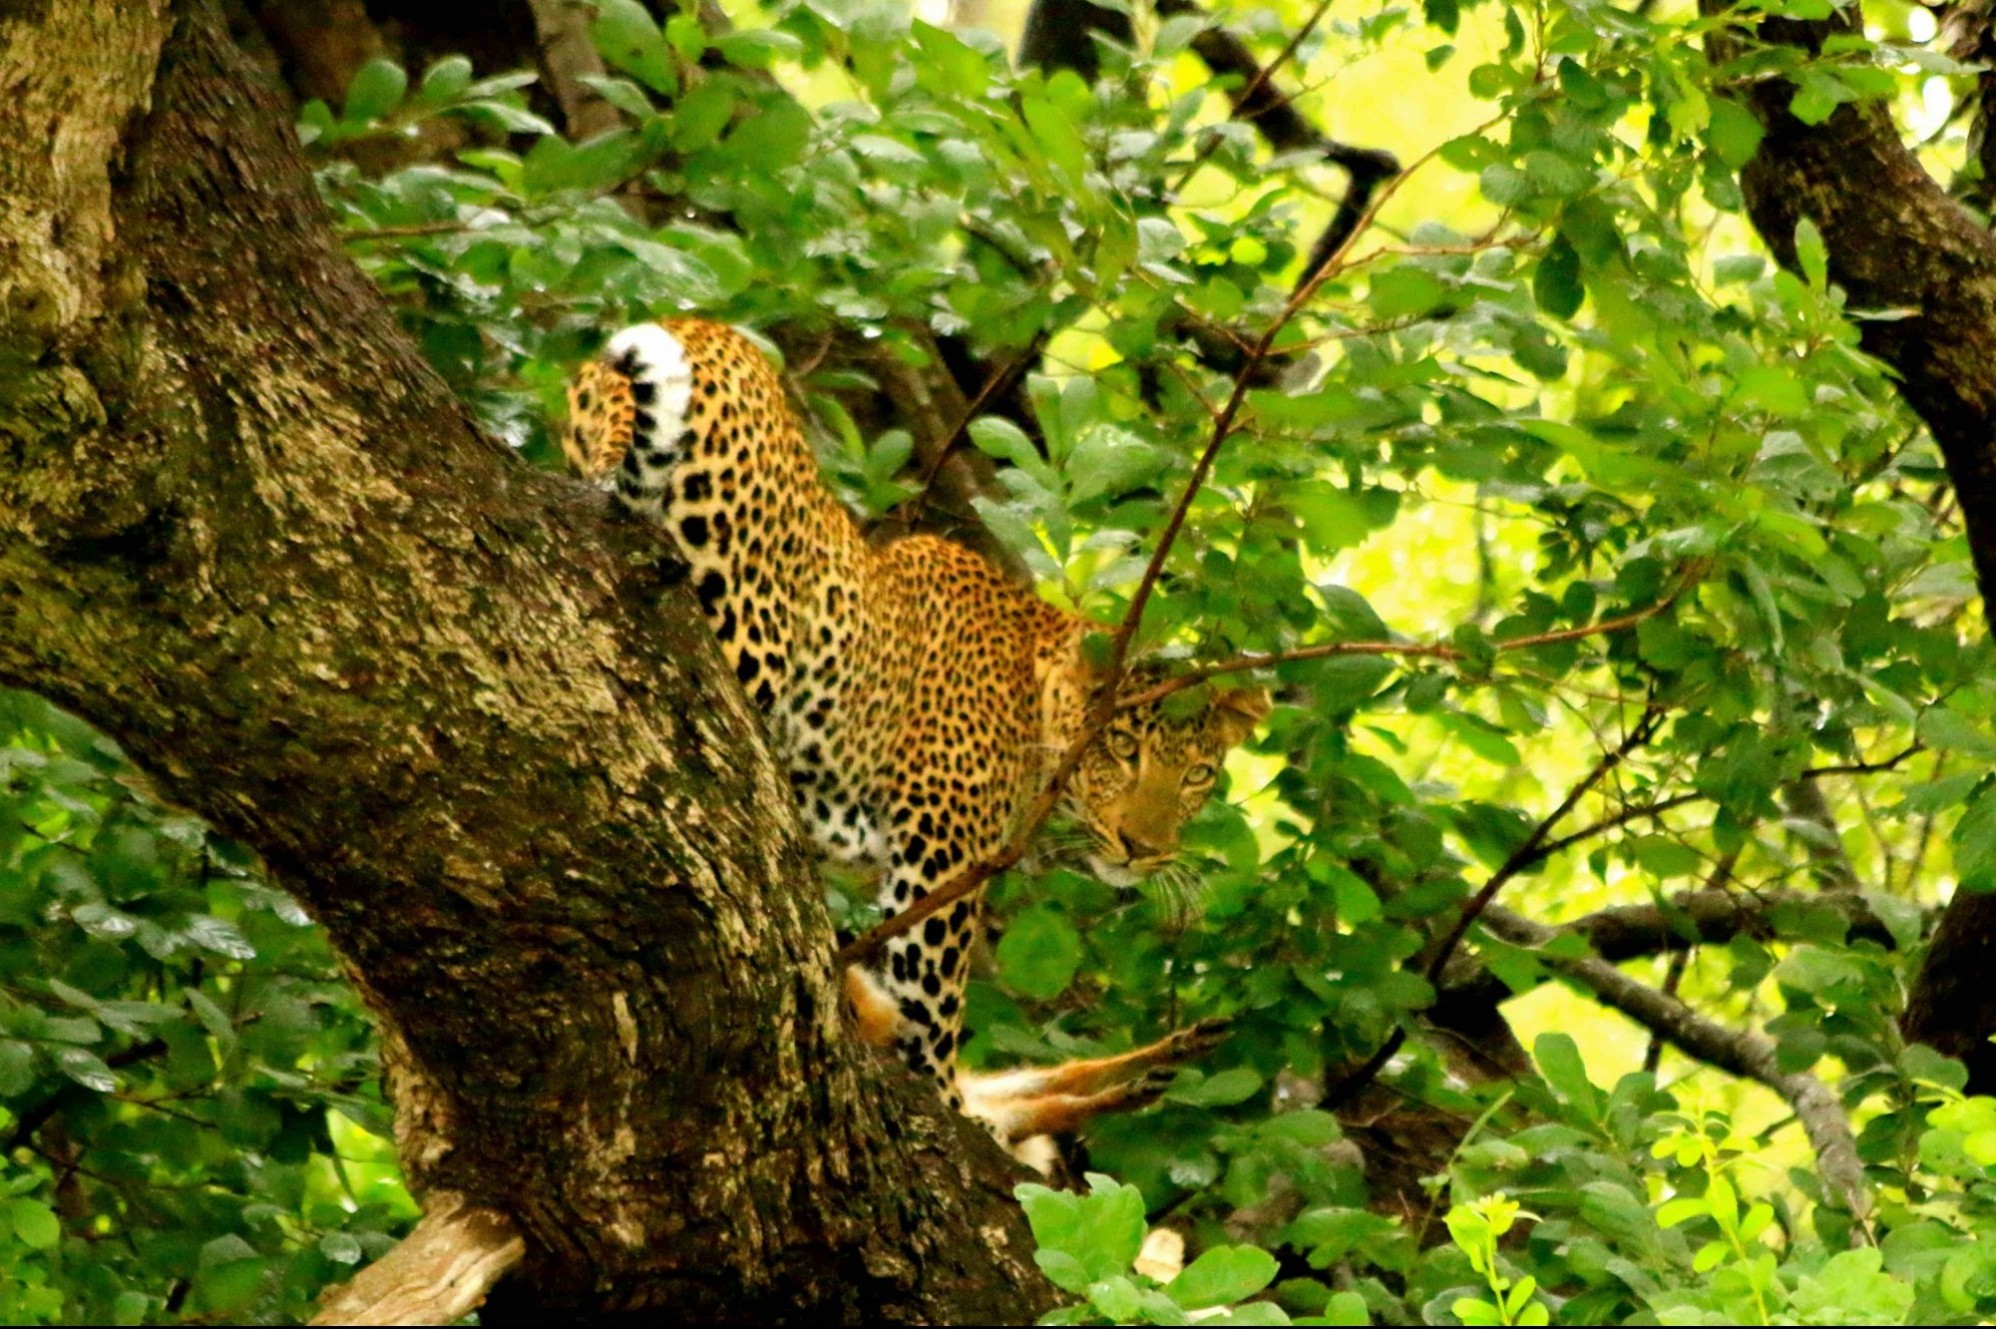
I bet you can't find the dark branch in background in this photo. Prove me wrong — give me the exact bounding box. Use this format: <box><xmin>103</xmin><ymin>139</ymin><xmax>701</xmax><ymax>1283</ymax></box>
<box><xmin>1150</xmin><ymin>0</ymin><xmax>1401</xmax><ymax>299</ymax></box>
<box><xmin>1422</xmin><ymin>710</ymin><xmax>1665</xmax><ymax>985</ymax></box>
<box><xmin>1018</xmin><ymin>0</ymin><xmax>1400</xmax><ymax>388</ymax></box>
<box><xmin>525</xmin><ymin>0</ymin><xmax>621</xmax><ymax>140</ymax></box>
<box><xmin>1781</xmin><ymin>775</ymin><xmax>1860</xmax><ymax>889</ymax></box>
<box><xmin>1017</xmin><ymin>0</ymin><xmax>1132</xmax><ymax>82</ymax></box>
<box><xmin>1476</xmin><ymin>904</ymin><xmax>1871</xmax><ymax>1222</ymax></box>
<box><xmin>1436</xmin><ymin>887</ymin><xmax>1919</xmax><ymax>1018</ymax></box>
<box><xmin>1643</xmin><ymin>948</ymin><xmax>1689</xmax><ymax>1074</ymax></box>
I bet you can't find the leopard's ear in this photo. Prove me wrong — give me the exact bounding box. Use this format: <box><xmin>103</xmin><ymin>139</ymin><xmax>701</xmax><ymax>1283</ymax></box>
<box><xmin>1211</xmin><ymin>686</ymin><xmax>1271</xmax><ymax>747</ymax></box>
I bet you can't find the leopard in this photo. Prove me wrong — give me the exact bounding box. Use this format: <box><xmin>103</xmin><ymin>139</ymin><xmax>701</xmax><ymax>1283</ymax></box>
<box><xmin>563</xmin><ymin>318</ymin><xmax>1268</xmax><ymax>1152</ymax></box>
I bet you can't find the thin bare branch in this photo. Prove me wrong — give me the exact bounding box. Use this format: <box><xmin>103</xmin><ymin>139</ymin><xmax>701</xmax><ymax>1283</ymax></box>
<box><xmin>1423</xmin><ymin>709</ymin><xmax>1664</xmax><ymax>987</ymax></box>
<box><xmin>1120</xmin><ymin>589</ymin><xmax>1690</xmax><ymax>708</ymax></box>
<box><xmin>1326</xmin><ymin>709</ymin><xmax>1661</xmax><ymax>1109</ymax></box>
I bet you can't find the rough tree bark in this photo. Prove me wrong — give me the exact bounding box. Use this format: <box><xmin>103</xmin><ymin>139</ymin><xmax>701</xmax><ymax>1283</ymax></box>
<box><xmin>1708</xmin><ymin>4</ymin><xmax>1996</xmax><ymax>1093</ymax></box>
<box><xmin>0</xmin><ymin>2</ymin><xmax>1052</xmax><ymax>1321</ymax></box>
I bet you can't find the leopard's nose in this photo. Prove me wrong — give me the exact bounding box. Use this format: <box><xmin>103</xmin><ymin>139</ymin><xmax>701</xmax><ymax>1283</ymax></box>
<box><xmin>1117</xmin><ymin>829</ymin><xmax>1174</xmax><ymax>863</ymax></box>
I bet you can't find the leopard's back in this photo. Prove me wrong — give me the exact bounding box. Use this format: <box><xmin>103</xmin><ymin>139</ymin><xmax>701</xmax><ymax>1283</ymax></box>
<box><xmin>566</xmin><ymin>322</ymin><xmax>1067</xmax><ymax>868</ymax></box>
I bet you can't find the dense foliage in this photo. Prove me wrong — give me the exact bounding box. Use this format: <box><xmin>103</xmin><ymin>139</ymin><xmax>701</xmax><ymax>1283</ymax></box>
<box><xmin>9</xmin><ymin>0</ymin><xmax>1996</xmax><ymax>1322</ymax></box>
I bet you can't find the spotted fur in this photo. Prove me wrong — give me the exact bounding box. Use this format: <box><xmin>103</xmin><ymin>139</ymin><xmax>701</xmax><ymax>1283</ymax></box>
<box><xmin>566</xmin><ymin>320</ymin><xmax>1268</xmax><ymax>1133</ymax></box>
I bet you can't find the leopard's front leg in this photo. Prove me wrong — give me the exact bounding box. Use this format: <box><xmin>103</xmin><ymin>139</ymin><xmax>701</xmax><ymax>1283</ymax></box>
<box><xmin>853</xmin><ymin>849</ymin><xmax>987</xmax><ymax>1111</ymax></box>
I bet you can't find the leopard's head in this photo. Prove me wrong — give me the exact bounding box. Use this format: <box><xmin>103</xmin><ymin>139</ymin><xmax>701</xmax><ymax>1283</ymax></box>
<box><xmin>1070</xmin><ymin>683</ymin><xmax>1270</xmax><ymax>886</ymax></box>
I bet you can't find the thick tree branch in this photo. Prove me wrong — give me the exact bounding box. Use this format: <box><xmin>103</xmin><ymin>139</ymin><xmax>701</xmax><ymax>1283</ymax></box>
<box><xmin>1437</xmin><ymin>888</ymin><xmax>1918</xmax><ymax>1018</ymax></box>
<box><xmin>526</xmin><ymin>0</ymin><xmax>621</xmax><ymax>140</ymax></box>
<box><xmin>0</xmin><ymin>3</ymin><xmax>1050</xmax><ymax>1320</ymax></box>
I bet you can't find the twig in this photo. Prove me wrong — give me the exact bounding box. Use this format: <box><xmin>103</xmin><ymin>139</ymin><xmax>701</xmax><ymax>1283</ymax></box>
<box><xmin>907</xmin><ymin>331</ymin><xmax>1050</xmax><ymax>503</ymax></box>
<box><xmin>1423</xmin><ymin>708</ymin><xmax>1664</xmax><ymax>985</ymax></box>
<box><xmin>1118</xmin><ymin>591</ymin><xmax>1688</xmax><ymax>708</ymax></box>
<box><xmin>344</xmin><ymin>221</ymin><xmax>477</xmax><ymax>242</ymax></box>
<box><xmin>310</xmin><ymin>1193</ymin><xmax>524</xmax><ymax>1326</ymax></box>
<box><xmin>3</xmin><ymin>1036</ymin><xmax>169</xmax><ymax>1154</ymax></box>
<box><xmin>1162</xmin><ymin>0</ymin><xmax>1345</xmax><ymax>194</ymax></box>
<box><xmin>1645</xmin><ymin>949</ymin><xmax>1690</xmax><ymax>1075</ymax></box>
<box><xmin>1325</xmin><ymin>709</ymin><xmax>1662</xmax><ymax>1109</ymax></box>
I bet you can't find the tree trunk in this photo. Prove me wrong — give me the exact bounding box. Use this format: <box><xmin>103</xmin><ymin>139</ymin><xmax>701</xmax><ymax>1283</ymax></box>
<box><xmin>0</xmin><ymin>2</ymin><xmax>1051</xmax><ymax>1320</ymax></box>
<box><xmin>1709</xmin><ymin>5</ymin><xmax>1996</xmax><ymax>1092</ymax></box>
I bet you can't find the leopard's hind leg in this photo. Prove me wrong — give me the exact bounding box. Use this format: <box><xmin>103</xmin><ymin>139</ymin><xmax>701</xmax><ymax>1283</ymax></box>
<box><xmin>958</xmin><ymin>1018</ymin><xmax>1230</xmax><ymax>1155</ymax></box>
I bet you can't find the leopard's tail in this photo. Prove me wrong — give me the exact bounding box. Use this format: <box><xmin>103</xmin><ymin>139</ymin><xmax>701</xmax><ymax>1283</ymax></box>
<box><xmin>562</xmin><ymin>321</ymin><xmax>698</xmax><ymax>519</ymax></box>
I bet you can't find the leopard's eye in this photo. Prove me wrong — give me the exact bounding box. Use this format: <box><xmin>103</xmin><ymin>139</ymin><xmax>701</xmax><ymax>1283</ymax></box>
<box><xmin>1106</xmin><ymin>729</ymin><xmax>1140</xmax><ymax>761</ymax></box>
<box><xmin>1184</xmin><ymin>762</ymin><xmax>1216</xmax><ymax>785</ymax></box>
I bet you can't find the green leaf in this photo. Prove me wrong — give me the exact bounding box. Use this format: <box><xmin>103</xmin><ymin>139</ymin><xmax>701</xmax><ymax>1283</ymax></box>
<box><xmin>577</xmin><ymin>74</ymin><xmax>658</xmax><ymax>121</ymax></box>
<box><xmin>0</xmin><ymin>1040</ymin><xmax>33</xmax><ymax>1096</ymax></box>
<box><xmin>417</xmin><ymin>56</ymin><xmax>473</xmax><ymax>105</ymax></box>
<box><xmin>1167</xmin><ymin>1246</ymin><xmax>1280</xmax><ymax>1309</ymax></box>
<box><xmin>9</xmin><ymin>1199</ymin><xmax>60</xmax><ymax>1250</ymax></box>
<box><xmin>1534</xmin><ymin>233</ymin><xmax>1583</xmax><ymax>319</ymax></box>
<box><xmin>54</xmin><ymin>1045</ymin><xmax>116</xmax><ymax>1093</ymax></box>
<box><xmin>1021</xmin><ymin>94</ymin><xmax>1088</xmax><ymax>186</ymax></box>
<box><xmin>592</xmin><ymin>0</ymin><xmax>678</xmax><ymax>95</ymax></box>
<box><xmin>995</xmin><ymin>907</ymin><xmax>1082</xmax><ymax>1000</ymax></box>
<box><xmin>1167</xmin><ymin>1066</ymin><xmax>1264</xmax><ymax>1107</ymax></box>
<box><xmin>183</xmin><ymin>914</ymin><xmax>256</xmax><ymax>960</ymax></box>
<box><xmin>714</xmin><ymin>29</ymin><xmax>804</xmax><ymax>69</ymax></box>
<box><xmin>1017</xmin><ymin>1177</ymin><xmax>1147</xmax><ymax>1291</ymax></box>
<box><xmin>1794</xmin><ymin>216</ymin><xmax>1829</xmax><ymax>291</ymax></box>
<box><xmin>1068</xmin><ymin>425</ymin><xmax>1169</xmax><ymax>504</ymax></box>
<box><xmin>1323</xmin><ymin>864</ymin><xmax>1381</xmax><ymax>926</ymax></box>
<box><xmin>1368</xmin><ymin>267</ymin><xmax>1450</xmax><ymax>320</ymax></box>
<box><xmin>1534</xmin><ymin>1032</ymin><xmax>1601</xmax><ymax>1116</ymax></box>
<box><xmin>343</xmin><ymin>59</ymin><xmax>408</xmax><ymax>125</ymax></box>
<box><xmin>1321</xmin><ymin>1290</ymin><xmax>1371</xmax><ymax>1326</ymax></box>
<box><xmin>1789</xmin><ymin>1248</ymin><xmax>1915</xmax><ymax>1325</ymax></box>
<box><xmin>671</xmin><ymin>80</ymin><xmax>736</xmax><ymax>153</ymax></box>
<box><xmin>1629</xmin><ymin>835</ymin><xmax>1701</xmax><ymax>879</ymax></box>
<box><xmin>319</xmin><ymin>1231</ymin><xmax>365</xmax><ymax>1265</ymax></box>
<box><xmin>1917</xmin><ymin>706</ymin><xmax>1996</xmax><ymax>759</ymax></box>
<box><xmin>1789</xmin><ymin>70</ymin><xmax>1846</xmax><ymax>126</ymax></box>
<box><xmin>1291</xmin><ymin>481</ymin><xmax>1372</xmax><ymax>554</ymax></box>
<box><xmin>1705</xmin><ymin>99</ymin><xmax>1764</xmax><ymax>168</ymax></box>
